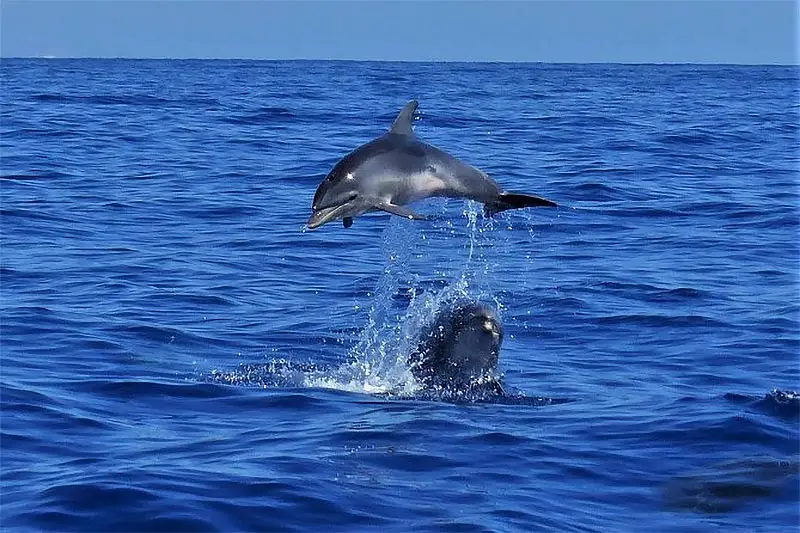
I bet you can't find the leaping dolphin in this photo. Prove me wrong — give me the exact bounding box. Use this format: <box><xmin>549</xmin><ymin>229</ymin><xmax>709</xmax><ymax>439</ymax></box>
<box><xmin>306</xmin><ymin>100</ymin><xmax>556</xmax><ymax>230</ymax></box>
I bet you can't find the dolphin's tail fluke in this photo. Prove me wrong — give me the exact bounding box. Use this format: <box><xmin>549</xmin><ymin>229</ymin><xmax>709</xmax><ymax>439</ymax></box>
<box><xmin>484</xmin><ymin>192</ymin><xmax>557</xmax><ymax>217</ymax></box>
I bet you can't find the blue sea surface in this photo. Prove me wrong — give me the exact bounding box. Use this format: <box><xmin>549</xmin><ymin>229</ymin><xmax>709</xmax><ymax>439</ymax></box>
<box><xmin>1</xmin><ymin>59</ymin><xmax>799</xmax><ymax>532</ymax></box>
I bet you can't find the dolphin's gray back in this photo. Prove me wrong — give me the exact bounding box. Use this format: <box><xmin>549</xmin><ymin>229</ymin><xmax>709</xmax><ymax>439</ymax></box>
<box><xmin>420</xmin><ymin>142</ymin><xmax>502</xmax><ymax>202</ymax></box>
<box><xmin>349</xmin><ymin>134</ymin><xmax>503</xmax><ymax>205</ymax></box>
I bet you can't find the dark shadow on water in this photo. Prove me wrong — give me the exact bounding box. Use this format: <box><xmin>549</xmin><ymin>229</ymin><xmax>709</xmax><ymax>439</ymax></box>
<box><xmin>662</xmin><ymin>457</ymin><xmax>800</xmax><ymax>514</ymax></box>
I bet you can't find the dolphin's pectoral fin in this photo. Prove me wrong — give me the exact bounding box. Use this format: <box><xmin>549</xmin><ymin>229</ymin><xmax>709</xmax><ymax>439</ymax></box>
<box><xmin>388</xmin><ymin>100</ymin><xmax>419</xmax><ymax>136</ymax></box>
<box><xmin>376</xmin><ymin>202</ymin><xmax>427</xmax><ymax>221</ymax></box>
<box><xmin>343</xmin><ymin>217</ymin><xmax>353</xmax><ymax>228</ymax></box>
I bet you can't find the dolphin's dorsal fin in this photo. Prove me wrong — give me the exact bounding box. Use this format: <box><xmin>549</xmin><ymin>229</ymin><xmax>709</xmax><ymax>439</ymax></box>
<box><xmin>389</xmin><ymin>100</ymin><xmax>418</xmax><ymax>136</ymax></box>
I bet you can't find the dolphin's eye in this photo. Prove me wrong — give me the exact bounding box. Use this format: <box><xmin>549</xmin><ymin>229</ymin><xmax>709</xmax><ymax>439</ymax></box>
<box><xmin>347</xmin><ymin>192</ymin><xmax>358</xmax><ymax>202</ymax></box>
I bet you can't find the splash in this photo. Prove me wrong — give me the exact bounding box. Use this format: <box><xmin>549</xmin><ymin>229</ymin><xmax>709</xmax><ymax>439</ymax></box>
<box><xmin>210</xmin><ymin>202</ymin><xmax>509</xmax><ymax>400</ymax></box>
<box><xmin>324</xmin><ymin>201</ymin><xmax>503</xmax><ymax>397</ymax></box>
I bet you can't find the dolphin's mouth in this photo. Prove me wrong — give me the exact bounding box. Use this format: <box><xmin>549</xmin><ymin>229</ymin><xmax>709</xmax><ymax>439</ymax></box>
<box><xmin>305</xmin><ymin>203</ymin><xmax>349</xmax><ymax>230</ymax></box>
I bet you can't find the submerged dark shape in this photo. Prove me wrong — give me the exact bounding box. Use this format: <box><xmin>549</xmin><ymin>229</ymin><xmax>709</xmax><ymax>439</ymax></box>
<box><xmin>408</xmin><ymin>301</ymin><xmax>505</xmax><ymax>396</ymax></box>
<box><xmin>663</xmin><ymin>457</ymin><xmax>800</xmax><ymax>514</ymax></box>
<box><xmin>306</xmin><ymin>100</ymin><xmax>556</xmax><ymax>230</ymax></box>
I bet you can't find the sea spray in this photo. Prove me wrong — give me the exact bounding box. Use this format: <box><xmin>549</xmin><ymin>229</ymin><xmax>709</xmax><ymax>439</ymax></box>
<box><xmin>210</xmin><ymin>202</ymin><xmax>506</xmax><ymax>395</ymax></box>
<box><xmin>327</xmin><ymin>201</ymin><xmax>504</xmax><ymax>395</ymax></box>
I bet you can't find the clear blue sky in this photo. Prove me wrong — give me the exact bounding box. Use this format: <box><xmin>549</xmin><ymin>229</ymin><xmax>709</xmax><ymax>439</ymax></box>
<box><xmin>1</xmin><ymin>1</ymin><xmax>797</xmax><ymax>64</ymax></box>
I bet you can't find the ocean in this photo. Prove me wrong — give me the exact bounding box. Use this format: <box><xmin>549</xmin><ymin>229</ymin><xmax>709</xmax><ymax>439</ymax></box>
<box><xmin>1</xmin><ymin>59</ymin><xmax>798</xmax><ymax>532</ymax></box>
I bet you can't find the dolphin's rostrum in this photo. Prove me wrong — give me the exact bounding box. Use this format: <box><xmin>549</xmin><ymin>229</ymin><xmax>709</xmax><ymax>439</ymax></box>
<box><xmin>306</xmin><ymin>100</ymin><xmax>556</xmax><ymax>230</ymax></box>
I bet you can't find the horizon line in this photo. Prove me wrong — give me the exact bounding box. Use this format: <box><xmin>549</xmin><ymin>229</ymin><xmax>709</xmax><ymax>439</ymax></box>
<box><xmin>2</xmin><ymin>56</ymin><xmax>798</xmax><ymax>67</ymax></box>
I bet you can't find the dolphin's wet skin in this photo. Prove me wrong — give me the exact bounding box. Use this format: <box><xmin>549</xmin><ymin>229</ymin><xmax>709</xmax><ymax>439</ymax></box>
<box><xmin>407</xmin><ymin>301</ymin><xmax>505</xmax><ymax>396</ymax></box>
<box><xmin>306</xmin><ymin>100</ymin><xmax>557</xmax><ymax>230</ymax></box>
